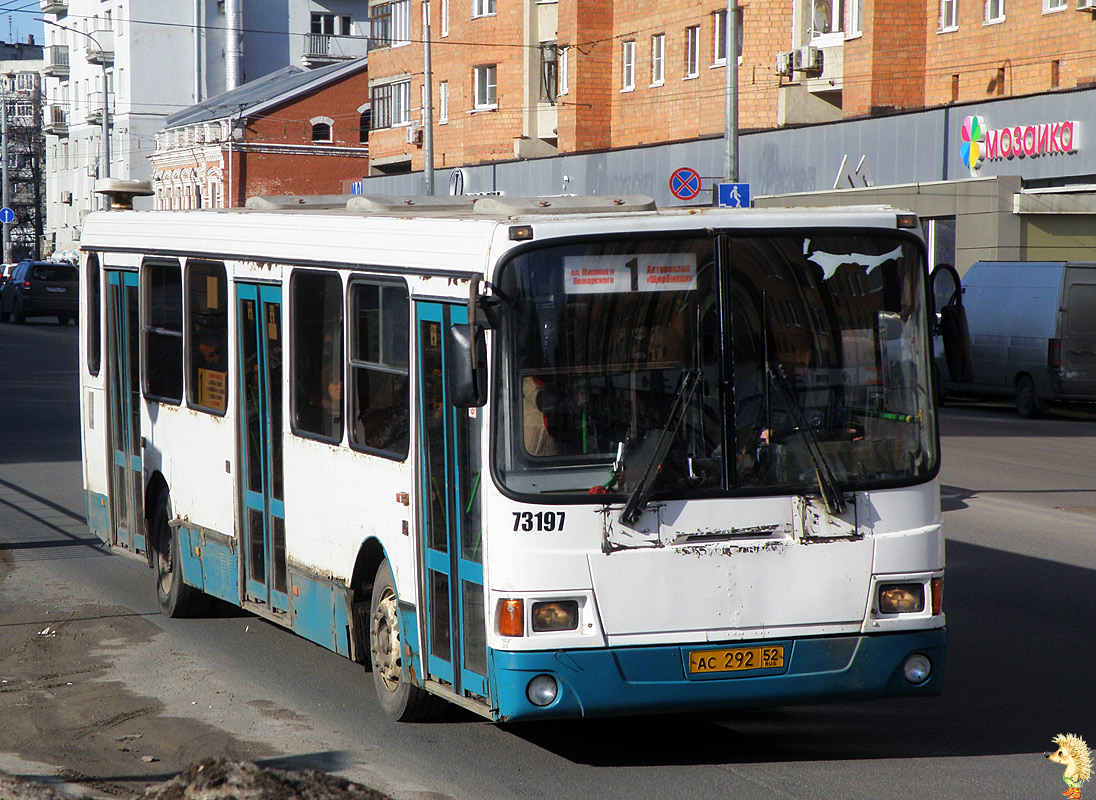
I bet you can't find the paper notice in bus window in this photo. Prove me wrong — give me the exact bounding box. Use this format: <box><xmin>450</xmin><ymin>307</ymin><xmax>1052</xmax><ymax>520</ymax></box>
<box><xmin>563</xmin><ymin>254</ymin><xmax>697</xmax><ymax>294</ymax></box>
<box><xmin>198</xmin><ymin>368</ymin><xmax>227</xmax><ymax>411</ymax></box>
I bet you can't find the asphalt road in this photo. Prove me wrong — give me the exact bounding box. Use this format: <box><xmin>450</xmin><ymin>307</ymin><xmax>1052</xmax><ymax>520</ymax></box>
<box><xmin>2</xmin><ymin>319</ymin><xmax>1095</xmax><ymax>800</ymax></box>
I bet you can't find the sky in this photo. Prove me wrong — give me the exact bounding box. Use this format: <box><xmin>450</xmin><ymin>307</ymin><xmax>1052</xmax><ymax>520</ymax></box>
<box><xmin>2</xmin><ymin>1</ymin><xmax>45</xmax><ymax>46</ymax></box>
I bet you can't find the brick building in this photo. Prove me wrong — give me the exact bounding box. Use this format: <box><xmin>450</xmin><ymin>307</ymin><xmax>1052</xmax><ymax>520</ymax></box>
<box><xmin>364</xmin><ymin>0</ymin><xmax>1096</xmax><ymax>173</ymax></box>
<box><xmin>149</xmin><ymin>59</ymin><xmax>369</xmax><ymax>209</ymax></box>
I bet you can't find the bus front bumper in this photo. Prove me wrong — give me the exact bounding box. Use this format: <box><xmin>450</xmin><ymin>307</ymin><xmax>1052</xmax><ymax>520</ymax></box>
<box><xmin>488</xmin><ymin>628</ymin><xmax>945</xmax><ymax>722</ymax></box>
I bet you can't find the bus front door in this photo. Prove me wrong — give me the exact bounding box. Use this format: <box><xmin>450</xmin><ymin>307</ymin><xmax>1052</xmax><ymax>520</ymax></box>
<box><xmin>236</xmin><ymin>283</ymin><xmax>289</xmax><ymax>614</ymax></box>
<box><xmin>104</xmin><ymin>270</ymin><xmax>144</xmax><ymax>554</ymax></box>
<box><xmin>416</xmin><ymin>302</ymin><xmax>488</xmax><ymax>702</ymax></box>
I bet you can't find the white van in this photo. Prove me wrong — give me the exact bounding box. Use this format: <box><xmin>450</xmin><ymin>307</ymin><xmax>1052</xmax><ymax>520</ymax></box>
<box><xmin>936</xmin><ymin>261</ymin><xmax>1096</xmax><ymax>416</ymax></box>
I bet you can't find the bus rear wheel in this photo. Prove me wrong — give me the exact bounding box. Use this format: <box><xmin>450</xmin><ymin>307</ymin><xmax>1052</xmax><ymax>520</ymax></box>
<box><xmin>369</xmin><ymin>560</ymin><xmax>444</xmax><ymax>721</ymax></box>
<box><xmin>152</xmin><ymin>491</ymin><xmax>208</xmax><ymax>618</ymax></box>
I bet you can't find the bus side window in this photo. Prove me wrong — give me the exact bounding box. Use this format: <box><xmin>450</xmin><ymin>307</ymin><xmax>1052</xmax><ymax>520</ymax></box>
<box><xmin>186</xmin><ymin>260</ymin><xmax>228</xmax><ymax>414</ymax></box>
<box><xmin>87</xmin><ymin>254</ymin><xmax>101</xmax><ymax>376</ymax></box>
<box><xmin>143</xmin><ymin>258</ymin><xmax>184</xmax><ymax>404</ymax></box>
<box><xmin>291</xmin><ymin>270</ymin><xmax>344</xmax><ymax>441</ymax></box>
<box><xmin>348</xmin><ymin>280</ymin><xmax>410</xmax><ymax>459</ymax></box>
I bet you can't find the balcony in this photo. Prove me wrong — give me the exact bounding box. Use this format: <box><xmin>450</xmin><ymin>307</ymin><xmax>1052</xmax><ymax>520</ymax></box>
<box><xmin>302</xmin><ymin>34</ymin><xmax>368</xmax><ymax>68</ymax></box>
<box><xmin>43</xmin><ymin>45</ymin><xmax>69</xmax><ymax>78</ymax></box>
<box><xmin>40</xmin><ymin>0</ymin><xmax>67</xmax><ymax>15</ymax></box>
<box><xmin>85</xmin><ymin>96</ymin><xmax>114</xmax><ymax>126</ymax></box>
<box><xmin>44</xmin><ymin>105</ymin><xmax>68</xmax><ymax>136</ymax></box>
<box><xmin>86</xmin><ymin>29</ymin><xmax>114</xmax><ymax>65</ymax></box>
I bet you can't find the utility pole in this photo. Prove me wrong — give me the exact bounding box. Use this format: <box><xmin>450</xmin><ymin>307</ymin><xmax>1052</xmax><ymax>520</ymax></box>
<box><xmin>723</xmin><ymin>0</ymin><xmax>739</xmax><ymax>183</ymax></box>
<box><xmin>422</xmin><ymin>0</ymin><xmax>435</xmax><ymax>195</ymax></box>
<box><xmin>2</xmin><ymin>87</ymin><xmax>10</xmax><ymax>263</ymax></box>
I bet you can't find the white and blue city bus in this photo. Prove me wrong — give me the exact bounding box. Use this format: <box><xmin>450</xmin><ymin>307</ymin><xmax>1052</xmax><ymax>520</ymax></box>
<box><xmin>78</xmin><ymin>190</ymin><xmax>947</xmax><ymax>721</ymax></box>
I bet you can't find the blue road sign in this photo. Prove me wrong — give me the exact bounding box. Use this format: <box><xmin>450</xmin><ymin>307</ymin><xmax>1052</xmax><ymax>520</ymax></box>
<box><xmin>717</xmin><ymin>183</ymin><xmax>751</xmax><ymax>208</ymax></box>
<box><xmin>669</xmin><ymin>167</ymin><xmax>702</xmax><ymax>201</ymax></box>
<box><xmin>0</xmin><ymin>207</ymin><xmax>14</xmax><ymax>224</ymax></box>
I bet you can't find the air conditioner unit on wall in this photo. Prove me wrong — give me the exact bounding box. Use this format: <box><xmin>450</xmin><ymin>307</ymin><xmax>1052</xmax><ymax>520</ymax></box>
<box><xmin>793</xmin><ymin>45</ymin><xmax>823</xmax><ymax>73</ymax></box>
<box><xmin>60</xmin><ymin>191</ymin><xmax>72</xmax><ymax>205</ymax></box>
<box><xmin>775</xmin><ymin>51</ymin><xmax>794</xmax><ymax>77</ymax></box>
<box><xmin>405</xmin><ymin>123</ymin><xmax>422</xmax><ymax>146</ymax></box>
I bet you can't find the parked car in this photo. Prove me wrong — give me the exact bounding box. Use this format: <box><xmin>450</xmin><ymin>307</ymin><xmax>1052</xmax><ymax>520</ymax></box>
<box><xmin>0</xmin><ymin>260</ymin><xmax>79</xmax><ymax>325</ymax></box>
<box><xmin>935</xmin><ymin>260</ymin><xmax>1096</xmax><ymax>416</ymax></box>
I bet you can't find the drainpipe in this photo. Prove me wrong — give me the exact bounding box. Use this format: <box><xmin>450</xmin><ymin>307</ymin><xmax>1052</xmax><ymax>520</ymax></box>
<box><xmin>194</xmin><ymin>0</ymin><xmax>204</xmax><ymax>101</ymax></box>
<box><xmin>225</xmin><ymin>0</ymin><xmax>243</xmax><ymax>90</ymax></box>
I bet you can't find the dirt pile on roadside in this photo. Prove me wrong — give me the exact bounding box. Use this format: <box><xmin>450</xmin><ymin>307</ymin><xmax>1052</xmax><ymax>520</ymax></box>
<box><xmin>145</xmin><ymin>758</ymin><xmax>393</xmax><ymax>800</ymax></box>
<box><xmin>1</xmin><ymin>760</ymin><xmax>395</xmax><ymax>800</ymax></box>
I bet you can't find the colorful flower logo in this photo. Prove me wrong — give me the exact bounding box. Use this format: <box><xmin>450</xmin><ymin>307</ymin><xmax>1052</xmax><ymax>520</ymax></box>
<box><xmin>961</xmin><ymin>115</ymin><xmax>986</xmax><ymax>175</ymax></box>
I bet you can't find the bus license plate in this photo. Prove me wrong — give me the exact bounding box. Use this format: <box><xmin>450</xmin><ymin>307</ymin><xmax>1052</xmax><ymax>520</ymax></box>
<box><xmin>688</xmin><ymin>645</ymin><xmax>784</xmax><ymax>674</ymax></box>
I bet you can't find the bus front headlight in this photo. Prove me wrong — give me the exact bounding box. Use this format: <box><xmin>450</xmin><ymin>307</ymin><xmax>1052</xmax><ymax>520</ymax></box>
<box><xmin>878</xmin><ymin>583</ymin><xmax>925</xmax><ymax>614</ymax></box>
<box><xmin>531</xmin><ymin>600</ymin><xmax>579</xmax><ymax>632</ymax></box>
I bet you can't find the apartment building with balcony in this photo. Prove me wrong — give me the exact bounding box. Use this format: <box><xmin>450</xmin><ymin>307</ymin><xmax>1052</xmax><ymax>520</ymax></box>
<box><xmin>40</xmin><ymin>0</ymin><xmax>371</xmax><ymax>254</ymax></box>
<box><xmin>0</xmin><ymin>39</ymin><xmax>45</xmax><ymax>262</ymax></box>
<box><xmin>363</xmin><ymin>0</ymin><xmax>1096</xmax><ymax>166</ymax></box>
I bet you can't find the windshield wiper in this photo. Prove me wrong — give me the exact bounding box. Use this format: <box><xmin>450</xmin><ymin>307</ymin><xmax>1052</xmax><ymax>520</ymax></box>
<box><xmin>618</xmin><ymin>370</ymin><xmax>702</xmax><ymax>527</ymax></box>
<box><xmin>765</xmin><ymin>363</ymin><xmax>847</xmax><ymax>515</ymax></box>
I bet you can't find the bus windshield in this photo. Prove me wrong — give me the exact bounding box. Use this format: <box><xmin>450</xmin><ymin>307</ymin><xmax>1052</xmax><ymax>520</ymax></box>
<box><xmin>492</xmin><ymin>232</ymin><xmax>936</xmax><ymax>502</ymax></box>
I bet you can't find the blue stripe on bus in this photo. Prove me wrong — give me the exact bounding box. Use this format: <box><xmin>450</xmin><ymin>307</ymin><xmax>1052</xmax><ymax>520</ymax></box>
<box><xmin>174</xmin><ymin>526</ymin><xmax>355</xmax><ymax>658</ymax></box>
<box><xmin>85</xmin><ymin>491</ymin><xmax>111</xmax><ymax>542</ymax></box>
<box><xmin>488</xmin><ymin>629</ymin><xmax>946</xmax><ymax>722</ymax></box>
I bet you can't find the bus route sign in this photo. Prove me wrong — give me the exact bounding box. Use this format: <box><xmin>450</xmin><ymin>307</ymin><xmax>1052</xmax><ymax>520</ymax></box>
<box><xmin>669</xmin><ymin>167</ymin><xmax>702</xmax><ymax>201</ymax></box>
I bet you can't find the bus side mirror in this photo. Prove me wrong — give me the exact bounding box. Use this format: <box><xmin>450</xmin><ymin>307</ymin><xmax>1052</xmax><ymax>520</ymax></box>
<box><xmin>930</xmin><ymin>264</ymin><xmax>974</xmax><ymax>383</ymax></box>
<box><xmin>446</xmin><ymin>323</ymin><xmax>487</xmax><ymax>408</ymax></box>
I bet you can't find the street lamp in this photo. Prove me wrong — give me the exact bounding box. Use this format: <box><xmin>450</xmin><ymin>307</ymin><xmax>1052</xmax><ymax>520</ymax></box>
<box><xmin>39</xmin><ymin>17</ymin><xmax>111</xmax><ymax>210</ymax></box>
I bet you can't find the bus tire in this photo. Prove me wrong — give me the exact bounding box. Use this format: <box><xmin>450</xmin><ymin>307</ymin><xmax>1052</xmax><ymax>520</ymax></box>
<box><xmin>153</xmin><ymin>491</ymin><xmax>208</xmax><ymax>618</ymax></box>
<box><xmin>369</xmin><ymin>560</ymin><xmax>445</xmax><ymax>721</ymax></box>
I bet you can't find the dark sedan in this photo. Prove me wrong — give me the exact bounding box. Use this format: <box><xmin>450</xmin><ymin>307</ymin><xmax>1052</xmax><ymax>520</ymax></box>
<box><xmin>0</xmin><ymin>260</ymin><xmax>79</xmax><ymax>325</ymax></box>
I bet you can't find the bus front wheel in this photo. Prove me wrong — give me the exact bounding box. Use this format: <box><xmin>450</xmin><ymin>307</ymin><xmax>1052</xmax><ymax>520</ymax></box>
<box><xmin>152</xmin><ymin>491</ymin><xmax>208</xmax><ymax>618</ymax></box>
<box><xmin>369</xmin><ymin>560</ymin><xmax>444</xmax><ymax>721</ymax></box>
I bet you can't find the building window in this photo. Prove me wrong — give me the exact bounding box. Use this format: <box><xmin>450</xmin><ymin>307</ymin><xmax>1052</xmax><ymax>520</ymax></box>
<box><xmin>540</xmin><ymin>42</ymin><xmax>559</xmax><ymax>103</ymax></box>
<box><xmin>311</xmin><ymin>12</ymin><xmax>352</xmax><ymax>35</ymax></box>
<box><xmin>311</xmin><ymin>117</ymin><xmax>333</xmax><ymax>142</ymax></box>
<box><xmin>810</xmin><ymin>0</ymin><xmax>844</xmax><ymax>40</ymax></box>
<box><xmin>474</xmin><ymin>64</ymin><xmax>497</xmax><ymax>109</ymax></box>
<box><xmin>939</xmin><ymin>0</ymin><xmax>958</xmax><ymax>30</ymax></box>
<box><xmin>1043</xmin><ymin>0</ymin><xmax>1066</xmax><ymax>11</ymax></box>
<box><xmin>359</xmin><ymin>106</ymin><xmax>371</xmax><ymax>143</ymax></box>
<box><xmin>142</xmin><ymin>258</ymin><xmax>184</xmax><ymax>405</ymax></box>
<box><xmin>713</xmin><ymin>9</ymin><xmax>743</xmax><ymax>64</ymax></box>
<box><xmin>370</xmin><ymin>1</ymin><xmax>409</xmax><ymax>48</ymax></box>
<box><xmin>473</xmin><ymin>0</ymin><xmax>496</xmax><ymax>18</ymax></box>
<box><xmin>291</xmin><ymin>270</ymin><xmax>344</xmax><ymax>442</ymax></box>
<box><xmin>558</xmin><ymin>46</ymin><xmax>569</xmax><ymax>95</ymax></box>
<box><xmin>684</xmin><ymin>26</ymin><xmax>700</xmax><ymax>78</ymax></box>
<box><xmin>850</xmin><ymin>0</ymin><xmax>863</xmax><ymax>35</ymax></box>
<box><xmin>349</xmin><ymin>281</ymin><xmax>410</xmax><ymax>458</ymax></box>
<box><xmin>14</xmin><ymin>72</ymin><xmax>35</xmax><ymax>93</ymax></box>
<box><xmin>372</xmin><ymin>79</ymin><xmax>411</xmax><ymax>128</ymax></box>
<box><xmin>439</xmin><ymin>81</ymin><xmax>449</xmax><ymax>122</ymax></box>
<box><xmin>1051</xmin><ymin>59</ymin><xmax>1060</xmax><ymax>88</ymax></box>
<box><xmin>186</xmin><ymin>260</ymin><xmax>228</xmax><ymax>414</ymax></box>
<box><xmin>651</xmin><ymin>34</ymin><xmax>664</xmax><ymax>85</ymax></box>
<box><xmin>441</xmin><ymin>0</ymin><xmax>450</xmax><ymax>35</ymax></box>
<box><xmin>621</xmin><ymin>40</ymin><xmax>635</xmax><ymax>92</ymax></box>
<box><xmin>984</xmin><ymin>0</ymin><xmax>1004</xmax><ymax>22</ymax></box>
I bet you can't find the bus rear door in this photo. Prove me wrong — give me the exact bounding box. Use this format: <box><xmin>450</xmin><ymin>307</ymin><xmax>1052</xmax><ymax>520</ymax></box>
<box><xmin>104</xmin><ymin>269</ymin><xmax>144</xmax><ymax>554</ymax></box>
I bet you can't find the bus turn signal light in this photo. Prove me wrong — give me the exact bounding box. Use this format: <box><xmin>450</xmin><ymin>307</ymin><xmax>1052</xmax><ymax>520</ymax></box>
<box><xmin>497</xmin><ymin>599</ymin><xmax>524</xmax><ymax>637</ymax></box>
<box><xmin>931</xmin><ymin>577</ymin><xmax>943</xmax><ymax>616</ymax></box>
